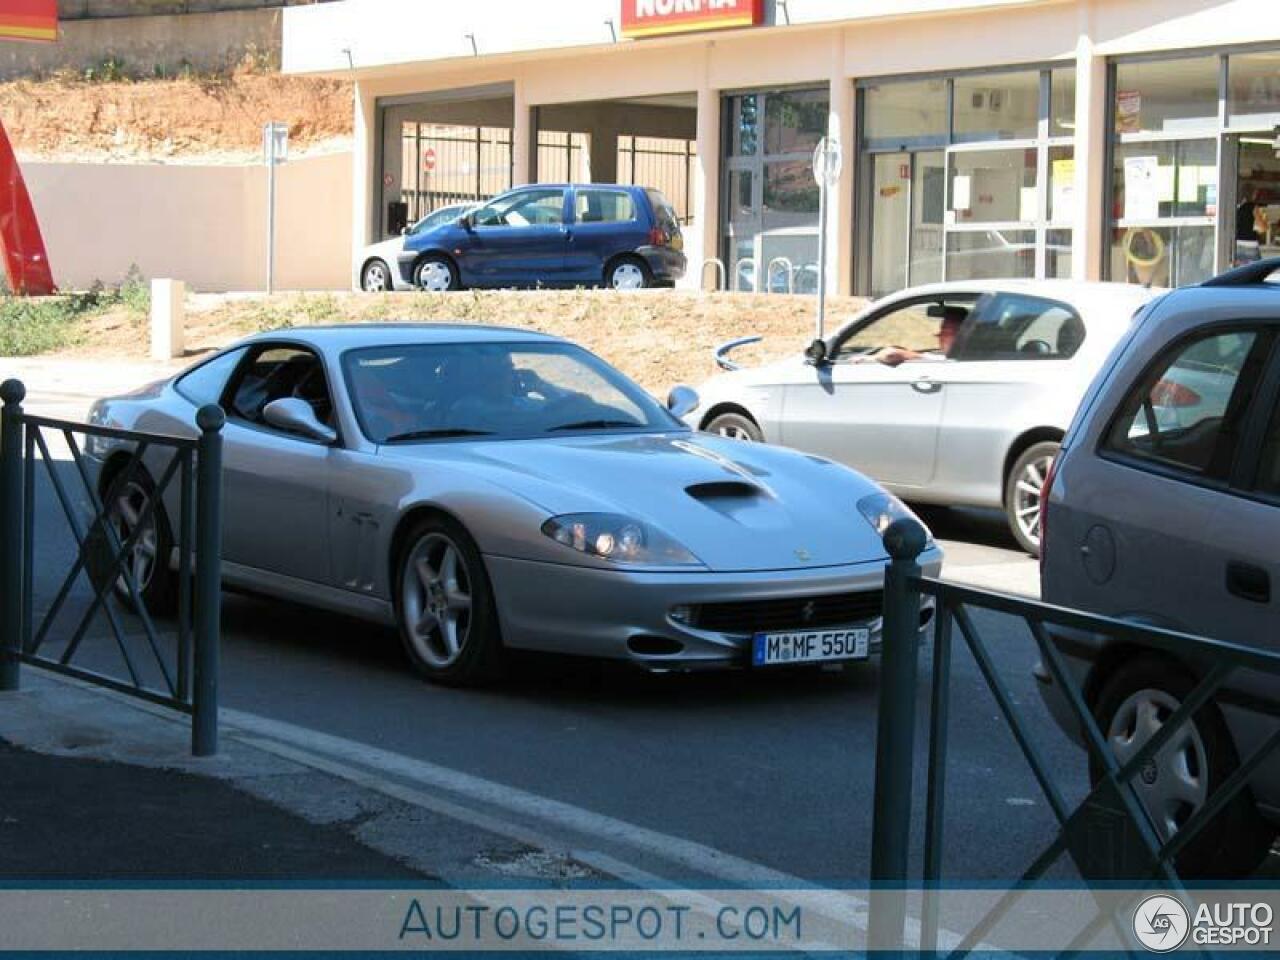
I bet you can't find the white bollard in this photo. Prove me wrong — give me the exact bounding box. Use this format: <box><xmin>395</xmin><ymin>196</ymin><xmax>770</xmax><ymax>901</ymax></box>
<box><xmin>150</xmin><ymin>278</ymin><xmax>186</xmax><ymax>361</ymax></box>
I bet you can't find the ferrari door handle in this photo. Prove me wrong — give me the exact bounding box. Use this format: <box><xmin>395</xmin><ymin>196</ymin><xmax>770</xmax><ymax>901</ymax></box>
<box><xmin>911</xmin><ymin>378</ymin><xmax>942</xmax><ymax>394</ymax></box>
<box><xmin>1226</xmin><ymin>561</ymin><xmax>1270</xmax><ymax>604</ymax></box>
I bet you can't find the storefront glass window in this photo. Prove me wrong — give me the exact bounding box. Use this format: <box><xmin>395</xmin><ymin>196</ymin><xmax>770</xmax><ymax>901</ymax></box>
<box><xmin>1110</xmin><ymin>224</ymin><xmax>1215</xmax><ymax>287</ymax></box>
<box><xmin>953</xmin><ymin>70</ymin><xmax>1040</xmax><ymax>142</ymax></box>
<box><xmin>763</xmin><ymin>159</ymin><xmax>819</xmax><ymax>229</ymax></box>
<box><xmin>723</xmin><ymin>87</ymin><xmax>828</xmax><ymax>293</ymax></box>
<box><xmin>862</xmin><ymin>79</ymin><xmax>948</xmax><ymax>149</ymax></box>
<box><xmin>945</xmin><ymin>229</ymin><xmax>1037</xmax><ymax>281</ymax></box>
<box><xmin>861</xmin><ymin>67</ymin><xmax>1072</xmax><ymax>294</ymax></box>
<box><xmin>731</xmin><ymin>94</ymin><xmax>760</xmax><ymax>156</ymax></box>
<box><xmin>1046</xmin><ymin>229</ymin><xmax>1074</xmax><ymax>278</ymax></box>
<box><xmin>1114</xmin><ymin>57</ymin><xmax>1218</xmax><ymax>135</ymax></box>
<box><xmin>1112</xmin><ymin>139</ymin><xmax>1218</xmax><ymax>222</ymax></box>
<box><xmin>1229</xmin><ymin>52</ymin><xmax>1280</xmax><ymax>129</ymax></box>
<box><xmin>1050</xmin><ymin>68</ymin><xmax>1076</xmax><ymax>137</ymax></box>
<box><xmin>1048</xmin><ymin>145</ymin><xmax>1076</xmax><ymax>222</ymax></box>
<box><xmin>764</xmin><ymin>88</ymin><xmax>828</xmax><ymax>155</ymax></box>
<box><xmin>948</xmin><ymin>148</ymin><xmax>1038</xmax><ymax>225</ymax></box>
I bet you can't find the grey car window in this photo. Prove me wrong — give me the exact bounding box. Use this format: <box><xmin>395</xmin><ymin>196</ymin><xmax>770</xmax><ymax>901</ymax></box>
<box><xmin>952</xmin><ymin>292</ymin><xmax>1085</xmax><ymax>361</ymax></box>
<box><xmin>229</xmin><ymin>346</ymin><xmax>335</xmax><ymax>429</ymax></box>
<box><xmin>1105</xmin><ymin>330</ymin><xmax>1258</xmax><ymax>475</ymax></box>
<box><xmin>174</xmin><ymin>348</ymin><xmax>247</xmax><ymax>406</ymax></box>
<box><xmin>343</xmin><ymin>342</ymin><xmax>678</xmax><ymax>444</ymax></box>
<box><xmin>833</xmin><ymin>297</ymin><xmax>977</xmax><ymax>360</ymax></box>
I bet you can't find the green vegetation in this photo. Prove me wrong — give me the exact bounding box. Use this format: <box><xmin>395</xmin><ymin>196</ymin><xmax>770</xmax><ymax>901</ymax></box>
<box><xmin>0</xmin><ymin>267</ymin><xmax>150</xmax><ymax>357</ymax></box>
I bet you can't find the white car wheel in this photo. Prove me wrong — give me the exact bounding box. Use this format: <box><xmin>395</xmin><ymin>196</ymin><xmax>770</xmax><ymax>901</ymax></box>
<box><xmin>361</xmin><ymin>260</ymin><xmax>391</xmax><ymax>292</ymax></box>
<box><xmin>609</xmin><ymin>259</ymin><xmax>649</xmax><ymax>290</ymax></box>
<box><xmin>416</xmin><ymin>258</ymin><xmax>457</xmax><ymax>292</ymax></box>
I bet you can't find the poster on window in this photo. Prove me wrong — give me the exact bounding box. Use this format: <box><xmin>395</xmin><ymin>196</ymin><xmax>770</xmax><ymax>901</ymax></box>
<box><xmin>1116</xmin><ymin>90</ymin><xmax>1141</xmax><ymax>134</ymax></box>
<box><xmin>1123</xmin><ymin>155</ymin><xmax>1160</xmax><ymax>220</ymax></box>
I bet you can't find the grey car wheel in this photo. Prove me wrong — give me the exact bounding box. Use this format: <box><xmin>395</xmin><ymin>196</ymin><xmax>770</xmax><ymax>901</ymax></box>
<box><xmin>1106</xmin><ymin>688</ymin><xmax>1208</xmax><ymax>840</ymax></box>
<box><xmin>415</xmin><ymin>255</ymin><xmax>459</xmax><ymax>292</ymax></box>
<box><xmin>705</xmin><ymin>411</ymin><xmax>762</xmax><ymax>442</ymax></box>
<box><xmin>395</xmin><ymin>515</ymin><xmax>502</xmax><ymax>685</ymax></box>
<box><xmin>1092</xmin><ymin>658</ymin><xmax>1274</xmax><ymax>878</ymax></box>
<box><xmin>1005</xmin><ymin>440</ymin><xmax>1058</xmax><ymax>556</ymax></box>
<box><xmin>101</xmin><ymin>470</ymin><xmax>177</xmax><ymax>616</ymax></box>
<box><xmin>361</xmin><ymin>259</ymin><xmax>392</xmax><ymax>292</ymax></box>
<box><xmin>607</xmin><ymin>257</ymin><xmax>650</xmax><ymax>290</ymax></box>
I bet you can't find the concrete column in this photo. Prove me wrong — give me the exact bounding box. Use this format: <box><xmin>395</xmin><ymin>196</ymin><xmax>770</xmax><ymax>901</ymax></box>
<box><xmin>693</xmin><ymin>81</ymin><xmax>721</xmax><ymax>291</ymax></box>
<box><xmin>352</xmin><ymin>80</ymin><xmax>377</xmax><ymax>286</ymax></box>
<box><xmin>512</xmin><ymin>80</ymin><xmax>533</xmax><ymax>186</ymax></box>
<box><xmin>1071</xmin><ymin>13</ymin><xmax>1107</xmax><ymax>282</ymax></box>
<box><xmin>828</xmin><ymin>34</ymin><xmax>855</xmax><ymax>298</ymax></box>
<box><xmin>588</xmin><ymin>123</ymin><xmax>619</xmax><ymax>184</ymax></box>
<box><xmin>150</xmin><ymin>279</ymin><xmax>185</xmax><ymax>361</ymax></box>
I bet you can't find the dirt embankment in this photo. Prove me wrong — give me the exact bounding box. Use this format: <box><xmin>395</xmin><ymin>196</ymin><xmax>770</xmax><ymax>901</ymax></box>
<box><xmin>70</xmin><ymin>289</ymin><xmax>870</xmax><ymax>393</ymax></box>
<box><xmin>1</xmin><ymin>68</ymin><xmax>353</xmax><ymax>163</ymax></box>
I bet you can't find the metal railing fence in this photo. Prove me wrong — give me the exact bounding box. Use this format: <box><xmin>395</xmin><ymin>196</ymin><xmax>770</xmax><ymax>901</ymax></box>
<box><xmin>0</xmin><ymin>379</ymin><xmax>225</xmax><ymax>756</ymax></box>
<box><xmin>868</xmin><ymin>517</ymin><xmax>1280</xmax><ymax>953</ymax></box>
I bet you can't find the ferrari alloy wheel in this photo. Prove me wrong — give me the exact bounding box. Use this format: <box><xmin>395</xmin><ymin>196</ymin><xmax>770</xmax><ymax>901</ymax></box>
<box><xmin>395</xmin><ymin>515</ymin><xmax>502</xmax><ymax>685</ymax></box>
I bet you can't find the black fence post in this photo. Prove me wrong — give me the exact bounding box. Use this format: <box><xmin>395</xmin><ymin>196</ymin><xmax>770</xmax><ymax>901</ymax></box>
<box><xmin>0</xmin><ymin>380</ymin><xmax>26</xmax><ymax>692</ymax></box>
<box><xmin>868</xmin><ymin>516</ymin><xmax>928</xmax><ymax>951</ymax></box>
<box><xmin>191</xmin><ymin>404</ymin><xmax>225</xmax><ymax>757</ymax></box>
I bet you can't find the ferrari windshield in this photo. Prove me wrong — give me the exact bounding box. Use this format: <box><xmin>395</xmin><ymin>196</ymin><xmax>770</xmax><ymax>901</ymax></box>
<box><xmin>343</xmin><ymin>341</ymin><xmax>684</xmax><ymax>443</ymax></box>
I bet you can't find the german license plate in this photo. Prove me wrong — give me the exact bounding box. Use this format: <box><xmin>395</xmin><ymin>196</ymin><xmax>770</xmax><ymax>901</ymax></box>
<box><xmin>751</xmin><ymin>627</ymin><xmax>869</xmax><ymax>667</ymax></box>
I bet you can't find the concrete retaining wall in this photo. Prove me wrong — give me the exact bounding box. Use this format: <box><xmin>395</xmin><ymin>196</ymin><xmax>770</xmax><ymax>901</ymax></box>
<box><xmin>23</xmin><ymin>150</ymin><xmax>354</xmax><ymax>292</ymax></box>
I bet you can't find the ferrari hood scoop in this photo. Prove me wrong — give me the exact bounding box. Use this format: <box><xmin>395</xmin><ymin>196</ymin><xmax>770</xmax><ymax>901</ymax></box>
<box><xmin>684</xmin><ymin>480</ymin><xmax>766</xmax><ymax>502</ymax></box>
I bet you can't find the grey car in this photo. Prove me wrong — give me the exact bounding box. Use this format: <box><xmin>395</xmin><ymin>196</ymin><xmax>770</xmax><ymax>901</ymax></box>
<box><xmin>1038</xmin><ymin>258</ymin><xmax>1280</xmax><ymax>877</ymax></box>
<box><xmin>87</xmin><ymin>324</ymin><xmax>942</xmax><ymax>686</ymax></box>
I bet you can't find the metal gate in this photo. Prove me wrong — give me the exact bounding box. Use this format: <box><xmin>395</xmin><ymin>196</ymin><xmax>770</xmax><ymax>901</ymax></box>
<box><xmin>868</xmin><ymin>518</ymin><xmax>1280</xmax><ymax>952</ymax></box>
<box><xmin>0</xmin><ymin>379</ymin><xmax>225</xmax><ymax>756</ymax></box>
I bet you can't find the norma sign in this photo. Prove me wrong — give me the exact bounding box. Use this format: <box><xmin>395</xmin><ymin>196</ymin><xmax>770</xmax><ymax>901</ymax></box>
<box><xmin>0</xmin><ymin>0</ymin><xmax>58</xmax><ymax>42</ymax></box>
<box><xmin>621</xmin><ymin>0</ymin><xmax>763</xmax><ymax>38</ymax></box>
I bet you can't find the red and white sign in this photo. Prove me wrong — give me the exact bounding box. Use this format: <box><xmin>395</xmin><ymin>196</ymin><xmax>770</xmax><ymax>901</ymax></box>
<box><xmin>423</xmin><ymin>147</ymin><xmax>437</xmax><ymax>172</ymax></box>
<box><xmin>621</xmin><ymin>0</ymin><xmax>763</xmax><ymax>39</ymax></box>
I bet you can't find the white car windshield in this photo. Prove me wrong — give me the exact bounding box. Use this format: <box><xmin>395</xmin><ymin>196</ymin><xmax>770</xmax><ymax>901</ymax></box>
<box><xmin>343</xmin><ymin>342</ymin><xmax>684</xmax><ymax>444</ymax></box>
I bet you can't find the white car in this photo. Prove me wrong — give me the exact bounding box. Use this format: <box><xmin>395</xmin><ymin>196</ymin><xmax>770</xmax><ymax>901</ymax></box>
<box><xmin>357</xmin><ymin>203</ymin><xmax>478</xmax><ymax>292</ymax></box>
<box><xmin>688</xmin><ymin>280</ymin><xmax>1162</xmax><ymax>555</ymax></box>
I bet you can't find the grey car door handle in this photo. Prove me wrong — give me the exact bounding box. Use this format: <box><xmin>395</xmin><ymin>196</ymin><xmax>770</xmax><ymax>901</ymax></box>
<box><xmin>912</xmin><ymin>378</ymin><xmax>942</xmax><ymax>394</ymax></box>
<box><xmin>1226</xmin><ymin>561</ymin><xmax>1270</xmax><ymax>604</ymax></box>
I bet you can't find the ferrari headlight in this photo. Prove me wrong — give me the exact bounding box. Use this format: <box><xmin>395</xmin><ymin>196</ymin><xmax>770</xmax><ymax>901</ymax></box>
<box><xmin>541</xmin><ymin>513</ymin><xmax>702</xmax><ymax>567</ymax></box>
<box><xmin>857</xmin><ymin>492</ymin><xmax>933</xmax><ymax>544</ymax></box>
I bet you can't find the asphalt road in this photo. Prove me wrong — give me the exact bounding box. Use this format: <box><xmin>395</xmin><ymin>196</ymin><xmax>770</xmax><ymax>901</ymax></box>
<box><xmin>19</xmin><ymin>440</ymin><xmax>1096</xmax><ymax>888</ymax></box>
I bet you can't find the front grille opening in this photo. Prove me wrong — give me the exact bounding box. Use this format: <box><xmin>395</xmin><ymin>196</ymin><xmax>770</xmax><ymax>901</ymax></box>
<box><xmin>687</xmin><ymin>591</ymin><xmax>884</xmax><ymax>635</ymax></box>
<box><xmin>627</xmin><ymin>635</ymin><xmax>685</xmax><ymax>657</ymax></box>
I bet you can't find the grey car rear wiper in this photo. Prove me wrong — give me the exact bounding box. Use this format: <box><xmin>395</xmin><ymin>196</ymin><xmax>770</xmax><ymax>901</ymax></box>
<box><xmin>547</xmin><ymin>419</ymin><xmax>642</xmax><ymax>432</ymax></box>
<box><xmin>383</xmin><ymin>428</ymin><xmax>494</xmax><ymax>442</ymax></box>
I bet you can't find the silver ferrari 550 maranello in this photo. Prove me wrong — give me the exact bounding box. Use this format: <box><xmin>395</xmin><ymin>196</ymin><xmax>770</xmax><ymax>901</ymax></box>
<box><xmin>87</xmin><ymin>324</ymin><xmax>941</xmax><ymax>685</ymax></box>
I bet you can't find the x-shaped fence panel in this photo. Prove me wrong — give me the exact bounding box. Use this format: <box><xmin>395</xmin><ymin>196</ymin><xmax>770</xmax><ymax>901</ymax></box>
<box><xmin>0</xmin><ymin>379</ymin><xmax>225</xmax><ymax>755</ymax></box>
<box><xmin>868</xmin><ymin>518</ymin><xmax>1280</xmax><ymax>956</ymax></box>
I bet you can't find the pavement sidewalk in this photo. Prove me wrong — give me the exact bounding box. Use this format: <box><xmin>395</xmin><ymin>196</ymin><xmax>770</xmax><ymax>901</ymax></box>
<box><xmin>0</xmin><ymin>670</ymin><xmax>603</xmax><ymax>884</ymax></box>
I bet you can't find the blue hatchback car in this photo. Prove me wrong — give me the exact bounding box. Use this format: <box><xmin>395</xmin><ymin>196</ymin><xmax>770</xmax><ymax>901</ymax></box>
<box><xmin>391</xmin><ymin>184</ymin><xmax>686</xmax><ymax>292</ymax></box>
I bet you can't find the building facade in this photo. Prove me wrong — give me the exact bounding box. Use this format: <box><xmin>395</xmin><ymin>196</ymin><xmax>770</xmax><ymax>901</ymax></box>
<box><xmin>282</xmin><ymin>0</ymin><xmax>1280</xmax><ymax>295</ymax></box>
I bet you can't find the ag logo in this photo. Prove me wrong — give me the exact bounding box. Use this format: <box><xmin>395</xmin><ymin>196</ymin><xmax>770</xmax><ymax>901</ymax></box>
<box><xmin>1133</xmin><ymin>895</ymin><xmax>1190</xmax><ymax>952</ymax></box>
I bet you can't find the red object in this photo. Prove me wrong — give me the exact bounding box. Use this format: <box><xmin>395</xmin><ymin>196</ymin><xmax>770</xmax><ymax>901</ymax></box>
<box><xmin>1150</xmin><ymin>378</ymin><xmax>1202</xmax><ymax>408</ymax></box>
<box><xmin>0</xmin><ymin>0</ymin><xmax>57</xmax><ymax>42</ymax></box>
<box><xmin>621</xmin><ymin>0</ymin><xmax>763</xmax><ymax>38</ymax></box>
<box><xmin>648</xmin><ymin>226</ymin><xmax>670</xmax><ymax>247</ymax></box>
<box><xmin>423</xmin><ymin>148</ymin><xmax>437</xmax><ymax>172</ymax></box>
<box><xmin>0</xmin><ymin>119</ymin><xmax>55</xmax><ymax>295</ymax></box>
